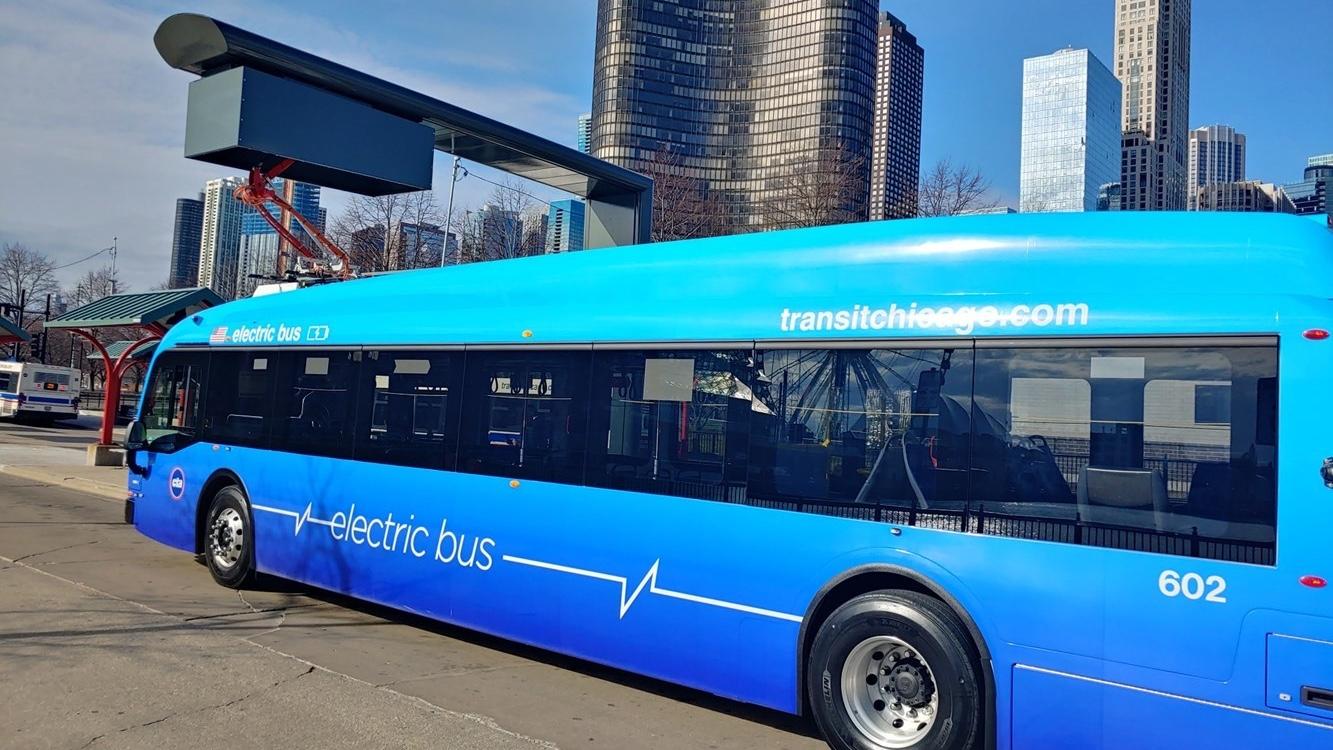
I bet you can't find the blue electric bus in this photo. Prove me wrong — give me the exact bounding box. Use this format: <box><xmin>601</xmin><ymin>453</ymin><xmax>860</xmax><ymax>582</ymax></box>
<box><xmin>125</xmin><ymin>211</ymin><xmax>1333</xmax><ymax>750</ymax></box>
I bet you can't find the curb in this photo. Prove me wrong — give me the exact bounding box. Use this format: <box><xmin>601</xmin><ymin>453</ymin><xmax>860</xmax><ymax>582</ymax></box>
<box><xmin>0</xmin><ymin>465</ymin><xmax>127</xmax><ymax>502</ymax></box>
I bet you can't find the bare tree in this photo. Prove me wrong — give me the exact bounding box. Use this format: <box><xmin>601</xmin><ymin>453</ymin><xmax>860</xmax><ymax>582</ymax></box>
<box><xmin>0</xmin><ymin>242</ymin><xmax>58</xmax><ymax>308</ymax></box>
<box><xmin>762</xmin><ymin>140</ymin><xmax>870</xmax><ymax>231</ymax></box>
<box><xmin>638</xmin><ymin>146</ymin><xmax>729</xmax><ymax>243</ymax></box>
<box><xmin>520</xmin><ymin>204</ymin><xmax>549</xmax><ymax>257</ymax></box>
<box><xmin>459</xmin><ymin>178</ymin><xmax>535</xmax><ymax>263</ymax></box>
<box><xmin>331</xmin><ymin>190</ymin><xmax>446</xmax><ymax>273</ymax></box>
<box><xmin>917</xmin><ymin>159</ymin><xmax>999</xmax><ymax>217</ymax></box>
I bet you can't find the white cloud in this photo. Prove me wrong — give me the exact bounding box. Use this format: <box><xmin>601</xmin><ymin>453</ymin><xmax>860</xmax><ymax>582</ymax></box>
<box><xmin>0</xmin><ymin>0</ymin><xmax>589</xmax><ymax>292</ymax></box>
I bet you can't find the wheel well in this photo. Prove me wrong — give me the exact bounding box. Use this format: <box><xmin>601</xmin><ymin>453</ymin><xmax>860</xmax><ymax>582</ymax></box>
<box><xmin>193</xmin><ymin>470</ymin><xmax>245</xmax><ymax>555</ymax></box>
<box><xmin>796</xmin><ymin>567</ymin><xmax>995</xmax><ymax>748</ymax></box>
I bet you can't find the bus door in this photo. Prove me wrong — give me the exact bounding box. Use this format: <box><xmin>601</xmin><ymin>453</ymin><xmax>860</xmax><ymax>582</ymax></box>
<box><xmin>133</xmin><ymin>351</ymin><xmax>209</xmax><ymax>547</ymax></box>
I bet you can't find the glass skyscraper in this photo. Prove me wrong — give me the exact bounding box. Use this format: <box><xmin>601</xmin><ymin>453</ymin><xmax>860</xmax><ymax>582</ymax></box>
<box><xmin>169</xmin><ymin>193</ymin><xmax>203</xmax><ymax>289</ymax></box>
<box><xmin>546</xmin><ymin>199</ymin><xmax>586</xmax><ymax>253</ymax></box>
<box><xmin>1019</xmin><ymin>48</ymin><xmax>1122</xmax><ymax>212</ymax></box>
<box><xmin>1286</xmin><ymin>154</ymin><xmax>1332</xmax><ymax>216</ymax></box>
<box><xmin>240</xmin><ymin>179</ymin><xmax>322</xmax><ymax>236</ymax></box>
<box><xmin>576</xmin><ymin>114</ymin><xmax>592</xmax><ymax>155</ymax></box>
<box><xmin>591</xmin><ymin>0</ymin><xmax>877</xmax><ymax>234</ymax></box>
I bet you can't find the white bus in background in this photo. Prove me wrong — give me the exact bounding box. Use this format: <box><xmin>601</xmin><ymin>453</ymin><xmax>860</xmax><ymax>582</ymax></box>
<box><xmin>0</xmin><ymin>362</ymin><xmax>81</xmax><ymax>422</ymax></box>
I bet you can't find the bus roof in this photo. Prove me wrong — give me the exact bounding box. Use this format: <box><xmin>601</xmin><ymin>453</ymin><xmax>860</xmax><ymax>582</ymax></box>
<box><xmin>169</xmin><ymin>211</ymin><xmax>1333</xmax><ymax>349</ymax></box>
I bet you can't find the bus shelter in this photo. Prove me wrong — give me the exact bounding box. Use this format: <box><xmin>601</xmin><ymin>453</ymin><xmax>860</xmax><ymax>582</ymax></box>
<box><xmin>44</xmin><ymin>287</ymin><xmax>223</xmax><ymax>464</ymax></box>
<box><xmin>0</xmin><ymin>315</ymin><xmax>31</xmax><ymax>346</ymax></box>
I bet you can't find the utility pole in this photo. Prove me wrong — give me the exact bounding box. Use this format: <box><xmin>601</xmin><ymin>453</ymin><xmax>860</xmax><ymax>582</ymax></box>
<box><xmin>110</xmin><ymin>237</ymin><xmax>118</xmax><ymax>294</ymax></box>
<box><xmin>442</xmin><ymin>134</ymin><xmax>466</xmax><ymax>268</ymax></box>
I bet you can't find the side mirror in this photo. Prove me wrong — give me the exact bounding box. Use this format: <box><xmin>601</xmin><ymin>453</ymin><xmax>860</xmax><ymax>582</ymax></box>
<box><xmin>124</xmin><ymin>420</ymin><xmax>147</xmax><ymax>451</ymax></box>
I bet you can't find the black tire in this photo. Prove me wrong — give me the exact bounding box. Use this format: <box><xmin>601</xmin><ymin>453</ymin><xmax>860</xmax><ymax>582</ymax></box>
<box><xmin>808</xmin><ymin>590</ymin><xmax>982</xmax><ymax>750</ymax></box>
<box><xmin>203</xmin><ymin>485</ymin><xmax>255</xmax><ymax>588</ymax></box>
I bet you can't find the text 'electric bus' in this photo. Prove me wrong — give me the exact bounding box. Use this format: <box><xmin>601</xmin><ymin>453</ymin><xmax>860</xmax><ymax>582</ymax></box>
<box><xmin>125</xmin><ymin>212</ymin><xmax>1333</xmax><ymax>750</ymax></box>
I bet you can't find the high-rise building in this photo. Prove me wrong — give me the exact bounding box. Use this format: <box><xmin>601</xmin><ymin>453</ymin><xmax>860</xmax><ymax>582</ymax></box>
<box><xmin>1187</xmin><ymin>125</ymin><xmax>1246</xmax><ymax>210</ymax></box>
<box><xmin>197</xmin><ymin>176</ymin><xmax>245</xmax><ymax>300</ymax></box>
<box><xmin>1286</xmin><ymin>153</ymin><xmax>1332</xmax><ymax>216</ymax></box>
<box><xmin>592</xmin><ymin>0</ymin><xmax>878</xmax><ymax>233</ymax></box>
<box><xmin>169</xmin><ymin>193</ymin><xmax>204</xmax><ymax>289</ymax></box>
<box><xmin>1097</xmin><ymin>182</ymin><xmax>1123</xmax><ymax>211</ymax></box>
<box><xmin>240</xmin><ymin>179</ymin><xmax>322</xmax><ymax>236</ymax></box>
<box><xmin>235</xmin><ymin>233</ymin><xmax>281</xmax><ymax>298</ymax></box>
<box><xmin>869</xmin><ymin>12</ymin><xmax>924</xmax><ymax>221</ymax></box>
<box><xmin>1114</xmin><ymin>0</ymin><xmax>1191</xmax><ymax>210</ymax></box>
<box><xmin>1019</xmin><ymin>48</ymin><xmax>1122</xmax><ymax>213</ymax></box>
<box><xmin>391</xmin><ymin>222</ymin><xmax>453</xmax><ymax>268</ymax></box>
<box><xmin>546</xmin><ymin>199</ymin><xmax>586</xmax><ymax>253</ymax></box>
<box><xmin>477</xmin><ymin>204</ymin><xmax>524</xmax><ymax>259</ymax></box>
<box><xmin>1195</xmin><ymin>181</ymin><xmax>1294</xmax><ymax>213</ymax></box>
<box><xmin>577</xmin><ymin>113</ymin><xmax>592</xmax><ymax>155</ymax></box>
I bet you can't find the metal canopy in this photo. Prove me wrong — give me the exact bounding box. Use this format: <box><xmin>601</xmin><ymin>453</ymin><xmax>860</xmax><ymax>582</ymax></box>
<box><xmin>0</xmin><ymin>316</ymin><xmax>31</xmax><ymax>344</ymax></box>
<box><xmin>44</xmin><ymin>288</ymin><xmax>225</xmax><ymax>331</ymax></box>
<box><xmin>85</xmin><ymin>341</ymin><xmax>158</xmax><ymax>362</ymax></box>
<box><xmin>154</xmin><ymin>13</ymin><xmax>653</xmax><ymax>249</ymax></box>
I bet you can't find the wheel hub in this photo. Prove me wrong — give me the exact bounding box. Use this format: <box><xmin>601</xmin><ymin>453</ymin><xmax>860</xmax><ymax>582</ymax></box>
<box><xmin>840</xmin><ymin>636</ymin><xmax>940</xmax><ymax>748</ymax></box>
<box><xmin>209</xmin><ymin>507</ymin><xmax>245</xmax><ymax>570</ymax></box>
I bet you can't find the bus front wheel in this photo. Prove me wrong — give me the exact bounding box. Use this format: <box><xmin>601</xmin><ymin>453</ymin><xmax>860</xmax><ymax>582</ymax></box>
<box><xmin>808</xmin><ymin>590</ymin><xmax>982</xmax><ymax>750</ymax></box>
<box><xmin>203</xmin><ymin>486</ymin><xmax>255</xmax><ymax>589</ymax></box>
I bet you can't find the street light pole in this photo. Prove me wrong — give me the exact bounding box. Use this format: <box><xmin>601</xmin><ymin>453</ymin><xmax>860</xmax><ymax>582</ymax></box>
<box><xmin>442</xmin><ymin>134</ymin><xmax>465</xmax><ymax>268</ymax></box>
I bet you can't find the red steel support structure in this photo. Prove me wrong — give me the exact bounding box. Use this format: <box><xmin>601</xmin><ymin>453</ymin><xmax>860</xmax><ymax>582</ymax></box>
<box><xmin>68</xmin><ymin>327</ymin><xmax>164</xmax><ymax>446</ymax></box>
<box><xmin>42</xmin><ymin>287</ymin><xmax>225</xmax><ymax>459</ymax></box>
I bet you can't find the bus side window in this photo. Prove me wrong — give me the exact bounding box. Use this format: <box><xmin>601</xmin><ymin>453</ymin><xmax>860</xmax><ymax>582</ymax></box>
<box><xmin>355</xmin><ymin>350</ymin><xmax>463</xmax><ymax>470</ymax></box>
<box><xmin>747</xmin><ymin>348</ymin><xmax>971</xmax><ymax>517</ymax></box>
<box><xmin>200</xmin><ymin>351</ymin><xmax>276</xmax><ymax>449</ymax></box>
<box><xmin>271</xmin><ymin>350</ymin><xmax>360</xmax><ymax>459</ymax></box>
<box><xmin>456</xmin><ymin>350</ymin><xmax>592</xmax><ymax>484</ymax></box>
<box><xmin>585</xmin><ymin>349</ymin><xmax>754</xmax><ymax>503</ymax></box>
<box><xmin>970</xmin><ymin>345</ymin><xmax>1277</xmax><ymax>565</ymax></box>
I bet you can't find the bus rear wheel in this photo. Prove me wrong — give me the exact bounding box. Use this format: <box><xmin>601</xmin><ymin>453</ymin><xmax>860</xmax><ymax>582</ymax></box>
<box><xmin>204</xmin><ymin>486</ymin><xmax>255</xmax><ymax>589</ymax></box>
<box><xmin>808</xmin><ymin>590</ymin><xmax>981</xmax><ymax>750</ymax></box>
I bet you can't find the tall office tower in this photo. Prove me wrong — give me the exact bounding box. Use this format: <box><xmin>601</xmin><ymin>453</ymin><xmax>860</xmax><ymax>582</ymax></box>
<box><xmin>1018</xmin><ymin>48</ymin><xmax>1122</xmax><ymax>213</ymax></box>
<box><xmin>168</xmin><ymin>193</ymin><xmax>204</xmax><ymax>288</ymax></box>
<box><xmin>1114</xmin><ymin>0</ymin><xmax>1191</xmax><ymax>210</ymax></box>
<box><xmin>546</xmin><ymin>199</ymin><xmax>586</xmax><ymax>253</ymax></box>
<box><xmin>197</xmin><ymin>177</ymin><xmax>245</xmax><ymax>300</ymax></box>
<box><xmin>235</xmin><ymin>234</ymin><xmax>280</xmax><ymax>298</ymax></box>
<box><xmin>577</xmin><ymin>113</ymin><xmax>592</xmax><ymax>155</ymax></box>
<box><xmin>1187</xmin><ymin>125</ymin><xmax>1246</xmax><ymax>209</ymax></box>
<box><xmin>477</xmin><ymin>204</ymin><xmax>524</xmax><ymax>259</ymax></box>
<box><xmin>240</xmin><ymin>179</ymin><xmax>322</xmax><ymax>237</ymax></box>
<box><xmin>592</xmin><ymin>0</ymin><xmax>878</xmax><ymax>234</ymax></box>
<box><xmin>1286</xmin><ymin>153</ymin><xmax>1332</xmax><ymax>216</ymax></box>
<box><xmin>869</xmin><ymin>12</ymin><xmax>924</xmax><ymax>220</ymax></box>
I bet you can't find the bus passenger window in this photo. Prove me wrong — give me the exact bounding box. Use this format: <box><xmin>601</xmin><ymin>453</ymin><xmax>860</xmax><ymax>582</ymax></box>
<box><xmin>456</xmin><ymin>351</ymin><xmax>591</xmax><ymax>484</ymax></box>
<box><xmin>356</xmin><ymin>350</ymin><xmax>462</xmax><ymax>470</ymax></box>
<box><xmin>970</xmin><ymin>344</ymin><xmax>1277</xmax><ymax>565</ymax></box>
<box><xmin>748</xmin><ymin>348</ymin><xmax>970</xmax><ymax>520</ymax></box>
<box><xmin>201</xmin><ymin>351</ymin><xmax>276</xmax><ymax>449</ymax></box>
<box><xmin>586</xmin><ymin>350</ymin><xmax>754</xmax><ymax>503</ymax></box>
<box><xmin>141</xmin><ymin>352</ymin><xmax>207</xmax><ymax>451</ymax></box>
<box><xmin>271</xmin><ymin>350</ymin><xmax>360</xmax><ymax>459</ymax></box>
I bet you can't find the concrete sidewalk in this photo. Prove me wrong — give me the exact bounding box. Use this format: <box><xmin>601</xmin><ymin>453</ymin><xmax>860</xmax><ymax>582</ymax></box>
<box><xmin>0</xmin><ymin>462</ymin><xmax>128</xmax><ymax>501</ymax></box>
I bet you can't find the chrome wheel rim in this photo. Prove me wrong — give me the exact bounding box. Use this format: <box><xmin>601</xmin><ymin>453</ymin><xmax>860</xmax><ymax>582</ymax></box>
<box><xmin>209</xmin><ymin>506</ymin><xmax>245</xmax><ymax>570</ymax></box>
<box><xmin>840</xmin><ymin>635</ymin><xmax>939</xmax><ymax>748</ymax></box>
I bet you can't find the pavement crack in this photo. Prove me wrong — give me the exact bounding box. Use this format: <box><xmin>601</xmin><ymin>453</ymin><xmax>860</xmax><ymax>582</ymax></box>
<box><xmin>237</xmin><ymin>589</ymin><xmax>291</xmax><ymax>639</ymax></box>
<box><xmin>79</xmin><ymin>666</ymin><xmax>316</xmax><ymax>747</ymax></box>
<box><xmin>9</xmin><ymin>539</ymin><xmax>97</xmax><ymax>564</ymax></box>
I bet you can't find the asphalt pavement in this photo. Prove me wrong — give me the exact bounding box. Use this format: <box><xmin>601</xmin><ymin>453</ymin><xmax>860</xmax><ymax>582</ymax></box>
<box><xmin>0</xmin><ymin>419</ymin><xmax>824</xmax><ymax>750</ymax></box>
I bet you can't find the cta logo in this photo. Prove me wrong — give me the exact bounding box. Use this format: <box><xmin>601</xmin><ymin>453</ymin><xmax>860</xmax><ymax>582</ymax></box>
<box><xmin>168</xmin><ymin>467</ymin><xmax>186</xmax><ymax>501</ymax></box>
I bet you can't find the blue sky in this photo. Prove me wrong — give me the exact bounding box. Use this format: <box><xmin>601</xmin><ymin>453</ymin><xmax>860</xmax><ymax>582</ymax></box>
<box><xmin>0</xmin><ymin>0</ymin><xmax>1328</xmax><ymax>288</ymax></box>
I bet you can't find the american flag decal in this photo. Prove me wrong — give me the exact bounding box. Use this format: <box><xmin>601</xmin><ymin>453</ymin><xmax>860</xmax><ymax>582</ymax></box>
<box><xmin>209</xmin><ymin>326</ymin><xmax>229</xmax><ymax>344</ymax></box>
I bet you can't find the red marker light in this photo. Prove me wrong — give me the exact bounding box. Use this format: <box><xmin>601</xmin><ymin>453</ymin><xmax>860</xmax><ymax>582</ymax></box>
<box><xmin>1305</xmin><ymin>329</ymin><xmax>1330</xmax><ymax>341</ymax></box>
<box><xmin>1299</xmin><ymin>575</ymin><xmax>1327</xmax><ymax>589</ymax></box>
